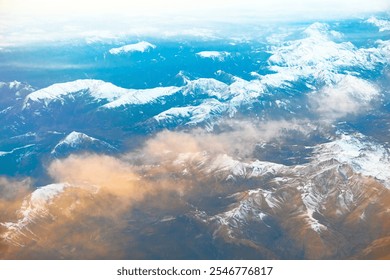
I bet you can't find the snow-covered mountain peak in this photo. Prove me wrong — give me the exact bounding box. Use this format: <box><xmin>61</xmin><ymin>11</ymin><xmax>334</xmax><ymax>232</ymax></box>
<box><xmin>51</xmin><ymin>131</ymin><xmax>116</xmax><ymax>156</ymax></box>
<box><xmin>60</xmin><ymin>131</ymin><xmax>97</xmax><ymax>147</ymax></box>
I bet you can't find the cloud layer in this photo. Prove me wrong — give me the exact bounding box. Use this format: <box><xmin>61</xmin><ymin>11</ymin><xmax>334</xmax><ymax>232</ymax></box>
<box><xmin>1</xmin><ymin>0</ymin><xmax>389</xmax><ymax>46</ymax></box>
<box><xmin>2</xmin><ymin>0</ymin><xmax>388</xmax><ymax>19</ymax></box>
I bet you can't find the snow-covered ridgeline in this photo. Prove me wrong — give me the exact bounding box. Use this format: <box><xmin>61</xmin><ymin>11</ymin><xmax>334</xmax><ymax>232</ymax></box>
<box><xmin>23</xmin><ymin>80</ymin><xmax>179</xmax><ymax>109</ymax></box>
<box><xmin>22</xmin><ymin>77</ymin><xmax>264</xmax><ymax>125</ymax></box>
<box><xmin>154</xmin><ymin>99</ymin><xmax>229</xmax><ymax>126</ymax></box>
<box><xmin>20</xmin><ymin>22</ymin><xmax>389</xmax><ymax>125</ymax></box>
<box><xmin>155</xmin><ymin>22</ymin><xmax>388</xmax><ymax>123</ymax></box>
<box><xmin>23</xmin><ymin>79</ymin><xmax>128</xmax><ymax>108</ymax></box>
<box><xmin>103</xmin><ymin>86</ymin><xmax>180</xmax><ymax>108</ymax></box>
<box><xmin>0</xmin><ymin>144</ymin><xmax>35</xmax><ymax>157</ymax></box>
<box><xmin>173</xmin><ymin>151</ymin><xmax>286</xmax><ymax>180</ymax></box>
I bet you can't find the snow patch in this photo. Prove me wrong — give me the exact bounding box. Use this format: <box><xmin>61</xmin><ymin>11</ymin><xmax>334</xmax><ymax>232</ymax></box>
<box><xmin>196</xmin><ymin>51</ymin><xmax>231</xmax><ymax>61</ymax></box>
<box><xmin>109</xmin><ymin>41</ymin><xmax>156</xmax><ymax>55</ymax></box>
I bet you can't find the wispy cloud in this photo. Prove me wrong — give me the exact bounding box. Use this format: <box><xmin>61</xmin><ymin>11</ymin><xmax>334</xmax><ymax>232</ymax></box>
<box><xmin>309</xmin><ymin>75</ymin><xmax>380</xmax><ymax>120</ymax></box>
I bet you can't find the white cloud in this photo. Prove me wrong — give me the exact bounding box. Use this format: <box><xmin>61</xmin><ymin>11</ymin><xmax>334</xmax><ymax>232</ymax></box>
<box><xmin>0</xmin><ymin>0</ymin><xmax>389</xmax><ymax>46</ymax></box>
<box><xmin>366</xmin><ymin>16</ymin><xmax>390</xmax><ymax>31</ymax></box>
<box><xmin>310</xmin><ymin>75</ymin><xmax>380</xmax><ymax>119</ymax></box>
<box><xmin>1</xmin><ymin>0</ymin><xmax>389</xmax><ymax>18</ymax></box>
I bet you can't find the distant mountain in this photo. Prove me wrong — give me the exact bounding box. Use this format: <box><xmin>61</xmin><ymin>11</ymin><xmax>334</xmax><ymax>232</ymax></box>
<box><xmin>3</xmin><ymin>22</ymin><xmax>385</xmax><ymax>137</ymax></box>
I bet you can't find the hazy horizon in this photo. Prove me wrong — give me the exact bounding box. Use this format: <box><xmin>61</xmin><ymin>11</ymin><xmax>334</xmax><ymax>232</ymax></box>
<box><xmin>1</xmin><ymin>0</ymin><xmax>389</xmax><ymax>47</ymax></box>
